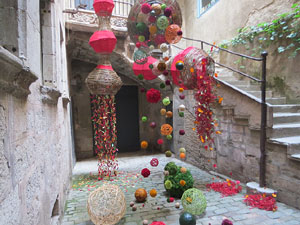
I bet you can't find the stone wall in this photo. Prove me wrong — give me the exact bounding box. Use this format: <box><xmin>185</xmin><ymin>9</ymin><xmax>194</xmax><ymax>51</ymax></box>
<box><xmin>173</xmin><ymin>83</ymin><xmax>300</xmax><ymax>209</ymax></box>
<box><xmin>0</xmin><ymin>1</ymin><xmax>73</xmax><ymax>224</ymax></box>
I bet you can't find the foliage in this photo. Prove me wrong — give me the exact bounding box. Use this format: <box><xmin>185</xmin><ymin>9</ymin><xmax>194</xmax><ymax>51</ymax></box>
<box><xmin>219</xmin><ymin>3</ymin><xmax>300</xmax><ymax>58</ymax></box>
<box><xmin>164</xmin><ymin>164</ymin><xmax>194</xmax><ymax>198</ymax></box>
<box><xmin>164</xmin><ymin>162</ymin><xmax>178</xmax><ymax>175</ymax></box>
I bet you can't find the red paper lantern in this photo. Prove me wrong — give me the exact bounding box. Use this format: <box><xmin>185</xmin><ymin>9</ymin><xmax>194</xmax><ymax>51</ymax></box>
<box><xmin>93</xmin><ymin>0</ymin><xmax>114</xmax><ymax>15</ymax></box>
<box><xmin>89</xmin><ymin>30</ymin><xmax>117</xmax><ymax>53</ymax></box>
<box><xmin>133</xmin><ymin>56</ymin><xmax>158</xmax><ymax>80</ymax></box>
<box><xmin>146</xmin><ymin>88</ymin><xmax>161</xmax><ymax>103</ymax></box>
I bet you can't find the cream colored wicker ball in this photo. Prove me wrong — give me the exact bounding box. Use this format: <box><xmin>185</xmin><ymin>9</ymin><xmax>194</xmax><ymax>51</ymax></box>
<box><xmin>87</xmin><ymin>184</ymin><xmax>126</xmax><ymax>225</ymax></box>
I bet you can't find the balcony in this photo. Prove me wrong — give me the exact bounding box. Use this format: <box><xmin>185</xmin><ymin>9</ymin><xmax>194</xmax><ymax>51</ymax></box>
<box><xmin>65</xmin><ymin>0</ymin><xmax>135</xmax><ymax>33</ymax></box>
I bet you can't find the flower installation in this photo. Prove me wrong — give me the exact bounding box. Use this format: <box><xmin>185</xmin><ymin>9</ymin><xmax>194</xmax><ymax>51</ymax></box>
<box><xmin>206</xmin><ymin>179</ymin><xmax>242</xmax><ymax>197</ymax></box>
<box><xmin>244</xmin><ymin>194</ymin><xmax>278</xmax><ymax>211</ymax></box>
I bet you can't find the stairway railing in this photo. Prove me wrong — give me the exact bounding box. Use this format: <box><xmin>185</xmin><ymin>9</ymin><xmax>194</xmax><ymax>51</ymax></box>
<box><xmin>173</xmin><ymin>37</ymin><xmax>268</xmax><ymax>188</ymax></box>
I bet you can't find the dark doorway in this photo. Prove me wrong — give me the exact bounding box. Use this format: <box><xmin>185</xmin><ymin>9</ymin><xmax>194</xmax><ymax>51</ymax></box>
<box><xmin>115</xmin><ymin>85</ymin><xmax>140</xmax><ymax>152</ymax></box>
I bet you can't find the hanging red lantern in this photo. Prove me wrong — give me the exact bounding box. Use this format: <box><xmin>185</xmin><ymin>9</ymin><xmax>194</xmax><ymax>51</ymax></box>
<box><xmin>133</xmin><ymin>56</ymin><xmax>158</xmax><ymax>80</ymax></box>
<box><xmin>93</xmin><ymin>0</ymin><xmax>115</xmax><ymax>16</ymax></box>
<box><xmin>89</xmin><ymin>30</ymin><xmax>117</xmax><ymax>53</ymax></box>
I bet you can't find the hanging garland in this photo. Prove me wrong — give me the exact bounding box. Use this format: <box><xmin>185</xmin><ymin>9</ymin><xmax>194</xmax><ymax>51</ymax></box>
<box><xmin>90</xmin><ymin>94</ymin><xmax>119</xmax><ymax>178</ymax></box>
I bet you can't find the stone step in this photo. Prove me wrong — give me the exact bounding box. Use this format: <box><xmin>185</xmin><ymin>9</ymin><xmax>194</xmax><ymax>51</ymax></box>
<box><xmin>273</xmin><ymin>112</ymin><xmax>300</xmax><ymax>124</ymax></box>
<box><xmin>270</xmin><ymin>123</ymin><xmax>300</xmax><ymax>138</ymax></box>
<box><xmin>272</xmin><ymin>104</ymin><xmax>300</xmax><ymax>113</ymax></box>
<box><xmin>226</xmin><ymin>80</ymin><xmax>250</xmax><ymax>86</ymax></box>
<box><xmin>290</xmin><ymin>154</ymin><xmax>300</xmax><ymax>162</ymax></box>
<box><xmin>266</xmin><ymin>97</ymin><xmax>287</xmax><ymax>105</ymax></box>
<box><xmin>269</xmin><ymin>136</ymin><xmax>300</xmax><ymax>145</ymax></box>
<box><xmin>235</xmin><ymin>85</ymin><xmax>261</xmax><ymax>91</ymax></box>
<box><xmin>247</xmin><ymin>90</ymin><xmax>273</xmax><ymax>99</ymax></box>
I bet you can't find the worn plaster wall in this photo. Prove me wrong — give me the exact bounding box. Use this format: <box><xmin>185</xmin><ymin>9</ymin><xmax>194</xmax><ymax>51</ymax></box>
<box><xmin>0</xmin><ymin>1</ymin><xmax>73</xmax><ymax>225</ymax></box>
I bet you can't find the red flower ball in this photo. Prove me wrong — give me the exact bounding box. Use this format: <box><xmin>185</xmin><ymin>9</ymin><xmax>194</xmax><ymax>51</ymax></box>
<box><xmin>165</xmin><ymin>80</ymin><xmax>171</xmax><ymax>85</ymax></box>
<box><xmin>150</xmin><ymin>158</ymin><xmax>159</xmax><ymax>167</ymax></box>
<box><xmin>179</xmin><ymin>94</ymin><xmax>185</xmax><ymax>100</ymax></box>
<box><xmin>141</xmin><ymin>3</ymin><xmax>151</xmax><ymax>14</ymax></box>
<box><xmin>164</xmin><ymin>8</ymin><xmax>172</xmax><ymax>17</ymax></box>
<box><xmin>146</xmin><ymin>88</ymin><xmax>161</xmax><ymax>103</ymax></box>
<box><xmin>222</xmin><ymin>219</ymin><xmax>233</xmax><ymax>225</ymax></box>
<box><xmin>157</xmin><ymin>139</ymin><xmax>164</xmax><ymax>145</ymax></box>
<box><xmin>163</xmin><ymin>71</ymin><xmax>169</xmax><ymax>76</ymax></box>
<box><xmin>140</xmin><ymin>88</ymin><xmax>146</xmax><ymax>93</ymax></box>
<box><xmin>141</xmin><ymin>168</ymin><xmax>151</xmax><ymax>178</ymax></box>
<box><xmin>148</xmin><ymin>15</ymin><xmax>156</xmax><ymax>23</ymax></box>
<box><xmin>150</xmin><ymin>222</ymin><xmax>166</xmax><ymax>225</ymax></box>
<box><xmin>150</xmin><ymin>122</ymin><xmax>156</xmax><ymax>128</ymax></box>
<box><xmin>179</xmin><ymin>130</ymin><xmax>185</xmax><ymax>135</ymax></box>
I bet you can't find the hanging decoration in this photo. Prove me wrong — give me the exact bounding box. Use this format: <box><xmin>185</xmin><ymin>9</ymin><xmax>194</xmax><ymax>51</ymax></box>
<box><xmin>150</xmin><ymin>158</ymin><xmax>159</xmax><ymax>167</ymax></box>
<box><xmin>87</xmin><ymin>0</ymin><xmax>122</xmax><ymax>178</ymax></box>
<box><xmin>160</xmin><ymin>124</ymin><xmax>173</xmax><ymax>136</ymax></box>
<box><xmin>133</xmin><ymin>56</ymin><xmax>158</xmax><ymax>80</ymax></box>
<box><xmin>146</xmin><ymin>88</ymin><xmax>162</xmax><ymax>103</ymax></box>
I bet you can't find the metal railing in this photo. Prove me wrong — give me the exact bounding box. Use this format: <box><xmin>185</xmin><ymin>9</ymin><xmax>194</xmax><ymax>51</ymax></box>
<box><xmin>74</xmin><ymin>0</ymin><xmax>135</xmax><ymax>17</ymax></box>
<box><xmin>174</xmin><ymin>37</ymin><xmax>268</xmax><ymax>188</ymax></box>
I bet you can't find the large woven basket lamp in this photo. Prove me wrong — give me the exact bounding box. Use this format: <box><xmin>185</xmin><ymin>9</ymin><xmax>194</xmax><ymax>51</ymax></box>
<box><xmin>86</xmin><ymin>0</ymin><xmax>122</xmax><ymax>178</ymax></box>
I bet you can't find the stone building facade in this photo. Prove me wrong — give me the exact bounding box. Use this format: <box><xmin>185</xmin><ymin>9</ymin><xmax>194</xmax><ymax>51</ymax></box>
<box><xmin>0</xmin><ymin>0</ymin><xmax>73</xmax><ymax>224</ymax></box>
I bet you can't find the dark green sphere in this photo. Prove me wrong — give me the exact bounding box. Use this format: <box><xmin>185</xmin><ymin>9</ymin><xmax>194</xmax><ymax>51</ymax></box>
<box><xmin>160</xmin><ymin>83</ymin><xmax>166</xmax><ymax>89</ymax></box>
<box><xmin>176</xmin><ymin>62</ymin><xmax>184</xmax><ymax>70</ymax></box>
<box><xmin>136</xmin><ymin>22</ymin><xmax>147</xmax><ymax>33</ymax></box>
<box><xmin>179</xmin><ymin>212</ymin><xmax>196</xmax><ymax>225</ymax></box>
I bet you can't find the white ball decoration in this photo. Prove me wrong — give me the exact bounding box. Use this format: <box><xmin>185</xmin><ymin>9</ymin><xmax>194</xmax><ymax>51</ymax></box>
<box><xmin>143</xmin><ymin>219</ymin><xmax>149</xmax><ymax>225</ymax></box>
<box><xmin>87</xmin><ymin>184</ymin><xmax>126</xmax><ymax>225</ymax></box>
<box><xmin>178</xmin><ymin>104</ymin><xmax>186</xmax><ymax>112</ymax></box>
<box><xmin>160</xmin><ymin>43</ymin><xmax>169</xmax><ymax>52</ymax></box>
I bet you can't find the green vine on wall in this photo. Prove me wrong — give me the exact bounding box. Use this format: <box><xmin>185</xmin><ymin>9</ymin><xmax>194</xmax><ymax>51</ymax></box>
<box><xmin>220</xmin><ymin>3</ymin><xmax>300</xmax><ymax>58</ymax></box>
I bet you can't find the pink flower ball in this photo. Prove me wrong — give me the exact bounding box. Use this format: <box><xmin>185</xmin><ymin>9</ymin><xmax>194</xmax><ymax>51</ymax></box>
<box><xmin>157</xmin><ymin>139</ymin><xmax>164</xmax><ymax>145</ymax></box>
<box><xmin>148</xmin><ymin>15</ymin><xmax>157</xmax><ymax>23</ymax></box>
<box><xmin>141</xmin><ymin>3</ymin><xmax>151</xmax><ymax>14</ymax></box>
<box><xmin>164</xmin><ymin>8</ymin><xmax>172</xmax><ymax>17</ymax></box>
<box><xmin>179</xmin><ymin>130</ymin><xmax>185</xmax><ymax>135</ymax></box>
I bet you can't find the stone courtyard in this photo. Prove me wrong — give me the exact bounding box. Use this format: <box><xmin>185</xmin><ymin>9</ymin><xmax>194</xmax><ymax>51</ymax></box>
<box><xmin>61</xmin><ymin>152</ymin><xmax>300</xmax><ymax>225</ymax></box>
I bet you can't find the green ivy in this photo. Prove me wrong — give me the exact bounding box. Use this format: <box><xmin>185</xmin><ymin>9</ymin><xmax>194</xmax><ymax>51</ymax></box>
<box><xmin>219</xmin><ymin>3</ymin><xmax>300</xmax><ymax>58</ymax></box>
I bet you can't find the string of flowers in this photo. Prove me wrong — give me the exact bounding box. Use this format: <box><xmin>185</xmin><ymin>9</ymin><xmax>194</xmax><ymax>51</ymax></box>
<box><xmin>206</xmin><ymin>179</ymin><xmax>242</xmax><ymax>197</ymax></box>
<box><xmin>194</xmin><ymin>58</ymin><xmax>218</xmax><ymax>149</ymax></box>
<box><xmin>244</xmin><ymin>194</ymin><xmax>277</xmax><ymax>211</ymax></box>
<box><xmin>90</xmin><ymin>94</ymin><xmax>119</xmax><ymax>178</ymax></box>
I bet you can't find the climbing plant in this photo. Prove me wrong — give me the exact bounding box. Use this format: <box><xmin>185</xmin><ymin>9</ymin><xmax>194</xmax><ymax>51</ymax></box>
<box><xmin>220</xmin><ymin>3</ymin><xmax>300</xmax><ymax>58</ymax></box>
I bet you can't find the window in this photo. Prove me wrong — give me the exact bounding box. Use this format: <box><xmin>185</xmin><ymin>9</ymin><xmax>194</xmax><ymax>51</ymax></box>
<box><xmin>197</xmin><ymin>0</ymin><xmax>219</xmax><ymax>17</ymax></box>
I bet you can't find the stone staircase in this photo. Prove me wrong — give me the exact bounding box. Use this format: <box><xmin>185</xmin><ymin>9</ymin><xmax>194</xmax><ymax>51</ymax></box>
<box><xmin>215</xmin><ymin>67</ymin><xmax>300</xmax><ymax>162</ymax></box>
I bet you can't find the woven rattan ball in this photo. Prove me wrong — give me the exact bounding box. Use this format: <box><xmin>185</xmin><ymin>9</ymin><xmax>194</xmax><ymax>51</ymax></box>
<box><xmin>181</xmin><ymin>188</ymin><xmax>207</xmax><ymax>215</ymax></box>
<box><xmin>87</xmin><ymin>184</ymin><xmax>126</xmax><ymax>225</ymax></box>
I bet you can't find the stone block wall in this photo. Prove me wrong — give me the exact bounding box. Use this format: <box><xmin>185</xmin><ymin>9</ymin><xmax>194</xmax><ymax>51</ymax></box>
<box><xmin>173</xmin><ymin>83</ymin><xmax>300</xmax><ymax>209</ymax></box>
<box><xmin>0</xmin><ymin>0</ymin><xmax>73</xmax><ymax>224</ymax></box>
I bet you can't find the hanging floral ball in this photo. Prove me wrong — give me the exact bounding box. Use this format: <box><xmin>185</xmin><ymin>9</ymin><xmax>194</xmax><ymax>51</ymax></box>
<box><xmin>222</xmin><ymin>219</ymin><xmax>234</xmax><ymax>225</ymax></box>
<box><xmin>157</xmin><ymin>62</ymin><xmax>167</xmax><ymax>72</ymax></box>
<box><xmin>138</xmin><ymin>74</ymin><xmax>144</xmax><ymax>80</ymax></box>
<box><xmin>141</xmin><ymin>168</ymin><xmax>151</xmax><ymax>178</ymax></box>
<box><xmin>164</xmin><ymin>7</ymin><xmax>172</xmax><ymax>17</ymax></box>
<box><xmin>141</xmin><ymin>3</ymin><xmax>151</xmax><ymax>14</ymax></box>
<box><xmin>157</xmin><ymin>16</ymin><xmax>169</xmax><ymax>30</ymax></box>
<box><xmin>179</xmin><ymin>111</ymin><xmax>184</xmax><ymax>117</ymax></box>
<box><xmin>146</xmin><ymin>88</ymin><xmax>161</xmax><ymax>103</ymax></box>
<box><xmin>160</xmin><ymin>43</ymin><xmax>169</xmax><ymax>52</ymax></box>
<box><xmin>135</xmin><ymin>188</ymin><xmax>148</xmax><ymax>202</ymax></box>
<box><xmin>166</xmin><ymin>111</ymin><xmax>173</xmax><ymax>118</ymax></box>
<box><xmin>179</xmin><ymin>87</ymin><xmax>184</xmax><ymax>93</ymax></box>
<box><xmin>160</xmin><ymin>108</ymin><xmax>167</xmax><ymax>116</ymax></box>
<box><xmin>180</xmin><ymin>167</ymin><xmax>187</xmax><ymax>174</ymax></box>
<box><xmin>179</xmin><ymin>147</ymin><xmax>186</xmax><ymax>154</ymax></box>
<box><xmin>180</xmin><ymin>180</ymin><xmax>186</xmax><ymax>186</ymax></box>
<box><xmin>141</xmin><ymin>141</ymin><xmax>149</xmax><ymax>149</ymax></box>
<box><xmin>164</xmin><ymin>180</ymin><xmax>172</xmax><ymax>189</ymax></box>
<box><xmin>149</xmin><ymin>64</ymin><xmax>154</xmax><ymax>69</ymax></box>
<box><xmin>142</xmin><ymin>116</ymin><xmax>148</xmax><ymax>122</ymax></box>
<box><xmin>179</xmin><ymin>94</ymin><xmax>185</xmax><ymax>100</ymax></box>
<box><xmin>143</xmin><ymin>220</ymin><xmax>149</xmax><ymax>225</ymax></box>
<box><xmin>149</xmin><ymin>25</ymin><xmax>158</xmax><ymax>35</ymax></box>
<box><xmin>150</xmin><ymin>158</ymin><xmax>159</xmax><ymax>167</ymax></box>
<box><xmin>140</xmin><ymin>87</ymin><xmax>146</xmax><ymax>92</ymax></box>
<box><xmin>149</xmin><ymin>189</ymin><xmax>157</xmax><ymax>197</ymax></box>
<box><xmin>150</xmin><ymin>222</ymin><xmax>166</xmax><ymax>225</ymax></box>
<box><xmin>167</xmin><ymin>197</ymin><xmax>175</xmax><ymax>202</ymax></box>
<box><xmin>165</xmin><ymin>150</ymin><xmax>172</xmax><ymax>157</ymax></box>
<box><xmin>150</xmin><ymin>122</ymin><xmax>156</xmax><ymax>128</ymax></box>
<box><xmin>166</xmin><ymin>135</ymin><xmax>173</xmax><ymax>140</ymax></box>
<box><xmin>157</xmin><ymin>139</ymin><xmax>164</xmax><ymax>145</ymax></box>
<box><xmin>160</xmin><ymin>83</ymin><xmax>166</xmax><ymax>89</ymax></box>
<box><xmin>136</xmin><ymin>22</ymin><xmax>148</xmax><ymax>33</ymax></box>
<box><xmin>163</xmin><ymin>71</ymin><xmax>169</xmax><ymax>76</ymax></box>
<box><xmin>180</xmin><ymin>153</ymin><xmax>186</xmax><ymax>159</ymax></box>
<box><xmin>165</xmin><ymin>80</ymin><xmax>171</xmax><ymax>85</ymax></box>
<box><xmin>162</xmin><ymin>97</ymin><xmax>171</xmax><ymax>106</ymax></box>
<box><xmin>176</xmin><ymin>61</ymin><xmax>184</xmax><ymax>70</ymax></box>
<box><xmin>161</xmin><ymin>124</ymin><xmax>173</xmax><ymax>136</ymax></box>
<box><xmin>155</xmin><ymin>34</ymin><xmax>167</xmax><ymax>45</ymax></box>
<box><xmin>151</xmin><ymin>3</ymin><xmax>162</xmax><ymax>15</ymax></box>
<box><xmin>178</xmin><ymin>104</ymin><xmax>186</xmax><ymax>111</ymax></box>
<box><xmin>161</xmin><ymin>3</ymin><xmax>167</xmax><ymax>10</ymax></box>
<box><xmin>179</xmin><ymin>212</ymin><xmax>196</xmax><ymax>225</ymax></box>
<box><xmin>136</xmin><ymin>42</ymin><xmax>141</xmax><ymax>48</ymax></box>
<box><xmin>148</xmin><ymin>15</ymin><xmax>156</xmax><ymax>23</ymax></box>
<box><xmin>139</xmin><ymin>35</ymin><xmax>146</xmax><ymax>42</ymax></box>
<box><xmin>165</xmin><ymin>24</ymin><xmax>182</xmax><ymax>44</ymax></box>
<box><xmin>179</xmin><ymin>130</ymin><xmax>185</xmax><ymax>135</ymax></box>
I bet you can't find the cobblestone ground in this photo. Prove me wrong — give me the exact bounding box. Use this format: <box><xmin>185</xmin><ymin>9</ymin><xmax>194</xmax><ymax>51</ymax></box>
<box><xmin>61</xmin><ymin>152</ymin><xmax>300</xmax><ymax>225</ymax></box>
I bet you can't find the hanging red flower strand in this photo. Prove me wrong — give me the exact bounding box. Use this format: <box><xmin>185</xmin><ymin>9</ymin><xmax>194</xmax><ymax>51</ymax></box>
<box><xmin>90</xmin><ymin>94</ymin><xmax>119</xmax><ymax>178</ymax></box>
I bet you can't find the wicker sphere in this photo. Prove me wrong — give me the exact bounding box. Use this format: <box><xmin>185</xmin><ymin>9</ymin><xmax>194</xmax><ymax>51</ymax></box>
<box><xmin>128</xmin><ymin>0</ymin><xmax>182</xmax><ymax>49</ymax></box>
<box><xmin>171</xmin><ymin>47</ymin><xmax>215</xmax><ymax>90</ymax></box>
<box><xmin>86</xmin><ymin>66</ymin><xmax>122</xmax><ymax>95</ymax></box>
<box><xmin>181</xmin><ymin>188</ymin><xmax>207</xmax><ymax>215</ymax></box>
<box><xmin>87</xmin><ymin>184</ymin><xmax>126</xmax><ymax>225</ymax></box>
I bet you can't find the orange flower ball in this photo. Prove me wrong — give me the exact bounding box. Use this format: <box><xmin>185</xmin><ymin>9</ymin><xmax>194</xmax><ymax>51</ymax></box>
<box><xmin>179</xmin><ymin>153</ymin><xmax>186</xmax><ymax>159</ymax></box>
<box><xmin>149</xmin><ymin>189</ymin><xmax>157</xmax><ymax>198</ymax></box>
<box><xmin>179</xmin><ymin>180</ymin><xmax>186</xmax><ymax>186</ymax></box>
<box><xmin>161</xmin><ymin>124</ymin><xmax>173</xmax><ymax>136</ymax></box>
<box><xmin>160</xmin><ymin>108</ymin><xmax>166</xmax><ymax>116</ymax></box>
<box><xmin>141</xmin><ymin>141</ymin><xmax>149</xmax><ymax>149</ymax></box>
<box><xmin>149</xmin><ymin>25</ymin><xmax>157</xmax><ymax>35</ymax></box>
<box><xmin>166</xmin><ymin>111</ymin><xmax>173</xmax><ymax>118</ymax></box>
<box><xmin>179</xmin><ymin>88</ymin><xmax>184</xmax><ymax>93</ymax></box>
<box><xmin>135</xmin><ymin>188</ymin><xmax>147</xmax><ymax>202</ymax></box>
